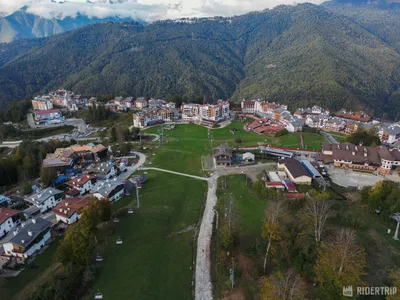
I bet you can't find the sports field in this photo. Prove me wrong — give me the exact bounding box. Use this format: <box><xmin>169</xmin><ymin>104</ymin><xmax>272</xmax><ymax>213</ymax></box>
<box><xmin>144</xmin><ymin>123</ymin><xmax>324</xmax><ymax>175</ymax></box>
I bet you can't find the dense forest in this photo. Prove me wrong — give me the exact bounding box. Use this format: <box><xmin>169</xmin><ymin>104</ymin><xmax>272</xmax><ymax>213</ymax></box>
<box><xmin>1</xmin><ymin>3</ymin><xmax>400</xmax><ymax>117</ymax></box>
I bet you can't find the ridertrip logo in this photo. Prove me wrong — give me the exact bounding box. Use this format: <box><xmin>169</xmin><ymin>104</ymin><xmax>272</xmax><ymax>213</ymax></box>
<box><xmin>343</xmin><ymin>285</ymin><xmax>397</xmax><ymax>297</ymax></box>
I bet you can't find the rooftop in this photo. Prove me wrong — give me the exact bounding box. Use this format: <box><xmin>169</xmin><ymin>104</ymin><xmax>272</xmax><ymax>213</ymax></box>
<box><xmin>0</xmin><ymin>208</ymin><xmax>20</xmax><ymax>224</ymax></box>
<box><xmin>9</xmin><ymin>218</ymin><xmax>52</xmax><ymax>249</ymax></box>
<box><xmin>25</xmin><ymin>188</ymin><xmax>63</xmax><ymax>205</ymax></box>
<box><xmin>279</xmin><ymin>158</ymin><xmax>311</xmax><ymax>179</ymax></box>
<box><xmin>52</xmin><ymin>197</ymin><xmax>89</xmax><ymax>218</ymax></box>
<box><xmin>66</xmin><ymin>173</ymin><xmax>96</xmax><ymax>188</ymax></box>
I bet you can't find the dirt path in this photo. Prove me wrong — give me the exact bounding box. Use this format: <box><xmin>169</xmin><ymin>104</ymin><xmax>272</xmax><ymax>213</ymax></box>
<box><xmin>195</xmin><ymin>174</ymin><xmax>218</xmax><ymax>300</ymax></box>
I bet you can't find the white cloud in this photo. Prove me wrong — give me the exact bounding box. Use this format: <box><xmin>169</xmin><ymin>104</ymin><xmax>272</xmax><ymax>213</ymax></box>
<box><xmin>0</xmin><ymin>0</ymin><xmax>324</xmax><ymax>21</ymax></box>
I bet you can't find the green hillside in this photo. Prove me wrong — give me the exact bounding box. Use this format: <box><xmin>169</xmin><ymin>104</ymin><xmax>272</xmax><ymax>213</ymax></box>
<box><xmin>1</xmin><ymin>3</ymin><xmax>400</xmax><ymax>118</ymax></box>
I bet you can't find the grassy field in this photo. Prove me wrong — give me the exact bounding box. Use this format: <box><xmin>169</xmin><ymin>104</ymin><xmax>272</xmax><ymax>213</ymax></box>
<box><xmin>213</xmin><ymin>176</ymin><xmax>400</xmax><ymax>299</ymax></box>
<box><xmin>0</xmin><ymin>238</ymin><xmax>61</xmax><ymax>300</ymax></box>
<box><xmin>144</xmin><ymin>124</ymin><xmax>211</xmax><ymax>176</ymax></box>
<box><xmin>92</xmin><ymin>170</ymin><xmax>207</xmax><ymax>300</ymax></box>
<box><xmin>143</xmin><ymin>123</ymin><xmax>324</xmax><ymax>176</ymax></box>
<box><xmin>213</xmin><ymin>175</ymin><xmax>267</xmax><ymax>298</ymax></box>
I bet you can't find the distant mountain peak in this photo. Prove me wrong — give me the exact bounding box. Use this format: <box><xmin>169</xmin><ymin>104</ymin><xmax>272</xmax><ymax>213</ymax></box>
<box><xmin>85</xmin><ymin>0</ymin><xmax>135</xmax><ymax>3</ymax></box>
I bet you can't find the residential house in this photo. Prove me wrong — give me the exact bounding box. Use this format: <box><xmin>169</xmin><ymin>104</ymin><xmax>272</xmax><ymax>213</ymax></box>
<box><xmin>0</xmin><ymin>208</ymin><xmax>20</xmax><ymax>239</ymax></box>
<box><xmin>52</xmin><ymin>197</ymin><xmax>89</xmax><ymax>224</ymax></box>
<box><xmin>25</xmin><ymin>188</ymin><xmax>63</xmax><ymax>213</ymax></box>
<box><xmin>213</xmin><ymin>145</ymin><xmax>233</xmax><ymax>167</ymax></box>
<box><xmin>66</xmin><ymin>174</ymin><xmax>97</xmax><ymax>195</ymax></box>
<box><xmin>86</xmin><ymin>162</ymin><xmax>117</xmax><ymax>180</ymax></box>
<box><xmin>3</xmin><ymin>218</ymin><xmax>52</xmax><ymax>259</ymax></box>
<box><xmin>93</xmin><ymin>180</ymin><xmax>125</xmax><ymax>202</ymax></box>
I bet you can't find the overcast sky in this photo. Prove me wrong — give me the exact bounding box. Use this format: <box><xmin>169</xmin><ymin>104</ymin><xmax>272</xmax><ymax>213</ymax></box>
<box><xmin>0</xmin><ymin>0</ymin><xmax>324</xmax><ymax>21</ymax></box>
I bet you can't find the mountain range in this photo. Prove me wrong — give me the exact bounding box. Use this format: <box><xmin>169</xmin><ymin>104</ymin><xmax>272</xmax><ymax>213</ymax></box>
<box><xmin>1</xmin><ymin>1</ymin><xmax>400</xmax><ymax>118</ymax></box>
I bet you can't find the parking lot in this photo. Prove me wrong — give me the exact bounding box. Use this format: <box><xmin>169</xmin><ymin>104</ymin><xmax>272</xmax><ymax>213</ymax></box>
<box><xmin>327</xmin><ymin>165</ymin><xmax>400</xmax><ymax>188</ymax></box>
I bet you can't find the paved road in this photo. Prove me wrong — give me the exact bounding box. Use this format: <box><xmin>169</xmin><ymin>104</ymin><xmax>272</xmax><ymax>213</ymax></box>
<box><xmin>320</xmin><ymin>131</ymin><xmax>339</xmax><ymax>144</ymax></box>
<box><xmin>195</xmin><ymin>175</ymin><xmax>217</xmax><ymax>300</ymax></box>
<box><xmin>116</xmin><ymin>152</ymin><xmax>147</xmax><ymax>181</ymax></box>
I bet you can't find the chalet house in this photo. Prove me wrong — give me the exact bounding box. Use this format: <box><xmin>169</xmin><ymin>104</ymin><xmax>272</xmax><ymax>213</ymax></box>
<box><xmin>25</xmin><ymin>188</ymin><xmax>63</xmax><ymax>213</ymax></box>
<box><xmin>93</xmin><ymin>180</ymin><xmax>125</xmax><ymax>202</ymax></box>
<box><xmin>66</xmin><ymin>173</ymin><xmax>97</xmax><ymax>195</ymax></box>
<box><xmin>52</xmin><ymin>197</ymin><xmax>89</xmax><ymax>224</ymax></box>
<box><xmin>42</xmin><ymin>144</ymin><xmax>107</xmax><ymax>171</ymax></box>
<box><xmin>0</xmin><ymin>208</ymin><xmax>21</xmax><ymax>239</ymax></box>
<box><xmin>3</xmin><ymin>218</ymin><xmax>52</xmax><ymax>259</ymax></box>
<box><xmin>213</xmin><ymin>145</ymin><xmax>233</xmax><ymax>167</ymax></box>
<box><xmin>86</xmin><ymin>162</ymin><xmax>117</xmax><ymax>180</ymax></box>
<box><xmin>278</xmin><ymin>158</ymin><xmax>312</xmax><ymax>185</ymax></box>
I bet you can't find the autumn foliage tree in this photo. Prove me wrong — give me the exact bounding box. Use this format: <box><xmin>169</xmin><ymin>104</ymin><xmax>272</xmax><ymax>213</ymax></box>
<box><xmin>262</xmin><ymin>200</ymin><xmax>285</xmax><ymax>273</ymax></box>
<box><xmin>303</xmin><ymin>190</ymin><xmax>332</xmax><ymax>243</ymax></box>
<box><xmin>261</xmin><ymin>268</ymin><xmax>307</xmax><ymax>300</ymax></box>
<box><xmin>315</xmin><ymin>228</ymin><xmax>366</xmax><ymax>299</ymax></box>
<box><xmin>57</xmin><ymin>199</ymin><xmax>112</xmax><ymax>266</ymax></box>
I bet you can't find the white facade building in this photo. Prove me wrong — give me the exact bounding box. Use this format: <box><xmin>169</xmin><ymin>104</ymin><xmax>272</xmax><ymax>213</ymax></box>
<box><xmin>3</xmin><ymin>218</ymin><xmax>52</xmax><ymax>259</ymax></box>
<box><xmin>0</xmin><ymin>208</ymin><xmax>20</xmax><ymax>239</ymax></box>
<box><xmin>25</xmin><ymin>188</ymin><xmax>63</xmax><ymax>213</ymax></box>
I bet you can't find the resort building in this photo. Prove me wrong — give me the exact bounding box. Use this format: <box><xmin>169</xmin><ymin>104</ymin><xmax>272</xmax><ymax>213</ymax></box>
<box><xmin>321</xmin><ymin>143</ymin><xmax>400</xmax><ymax>174</ymax></box>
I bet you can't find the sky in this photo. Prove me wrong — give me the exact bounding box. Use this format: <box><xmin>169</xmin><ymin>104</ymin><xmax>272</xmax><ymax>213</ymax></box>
<box><xmin>0</xmin><ymin>0</ymin><xmax>324</xmax><ymax>21</ymax></box>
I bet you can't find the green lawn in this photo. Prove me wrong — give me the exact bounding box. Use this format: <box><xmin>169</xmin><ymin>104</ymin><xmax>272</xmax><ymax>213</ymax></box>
<box><xmin>143</xmin><ymin>123</ymin><xmax>323</xmax><ymax>176</ymax></box>
<box><xmin>145</xmin><ymin>124</ymin><xmax>211</xmax><ymax>176</ymax></box>
<box><xmin>0</xmin><ymin>237</ymin><xmax>61</xmax><ymax>300</ymax></box>
<box><xmin>92</xmin><ymin>170</ymin><xmax>207</xmax><ymax>300</ymax></box>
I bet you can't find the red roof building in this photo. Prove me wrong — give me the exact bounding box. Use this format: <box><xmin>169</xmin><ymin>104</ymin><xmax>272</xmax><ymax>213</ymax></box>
<box><xmin>52</xmin><ymin>198</ymin><xmax>89</xmax><ymax>224</ymax></box>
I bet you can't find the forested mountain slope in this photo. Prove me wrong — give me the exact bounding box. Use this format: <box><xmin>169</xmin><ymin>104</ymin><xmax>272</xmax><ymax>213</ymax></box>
<box><xmin>1</xmin><ymin>3</ymin><xmax>400</xmax><ymax>118</ymax></box>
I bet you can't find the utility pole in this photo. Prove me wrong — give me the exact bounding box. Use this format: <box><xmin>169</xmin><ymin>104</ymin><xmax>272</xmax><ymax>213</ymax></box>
<box><xmin>213</xmin><ymin>208</ymin><xmax>219</xmax><ymax>230</ymax></box>
<box><xmin>230</xmin><ymin>257</ymin><xmax>235</xmax><ymax>289</ymax></box>
<box><xmin>135</xmin><ymin>179</ymin><xmax>141</xmax><ymax>208</ymax></box>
